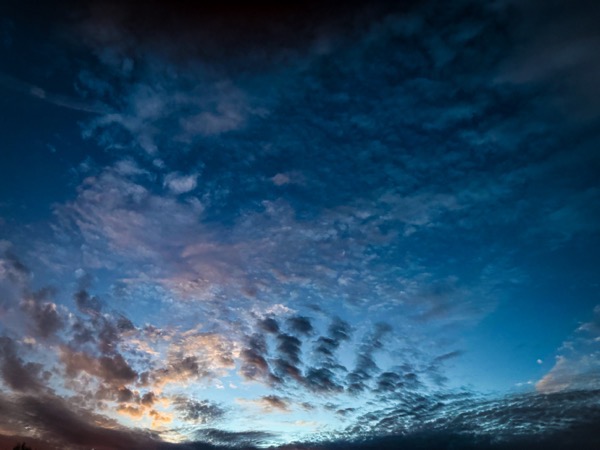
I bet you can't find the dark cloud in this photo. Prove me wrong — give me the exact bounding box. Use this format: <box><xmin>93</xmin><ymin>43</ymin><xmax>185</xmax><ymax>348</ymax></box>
<box><xmin>286</xmin><ymin>316</ymin><xmax>313</xmax><ymax>336</ymax></box>
<box><xmin>152</xmin><ymin>355</ymin><xmax>208</xmax><ymax>386</ymax></box>
<box><xmin>258</xmin><ymin>317</ymin><xmax>279</xmax><ymax>334</ymax></box>
<box><xmin>259</xmin><ymin>395</ymin><xmax>290</xmax><ymax>412</ymax></box>
<box><xmin>276</xmin><ymin>333</ymin><xmax>302</xmax><ymax>365</ymax></box>
<box><xmin>240</xmin><ymin>347</ymin><xmax>273</xmax><ymax>382</ymax></box>
<box><xmin>74</xmin><ymin>288</ymin><xmax>102</xmax><ymax>315</ymax></box>
<box><xmin>21</xmin><ymin>288</ymin><xmax>63</xmax><ymax>339</ymax></box>
<box><xmin>96</xmin><ymin>316</ymin><xmax>122</xmax><ymax>354</ymax></box>
<box><xmin>303</xmin><ymin>367</ymin><xmax>344</xmax><ymax>394</ymax></box>
<box><xmin>300</xmin><ymin>401</ymin><xmax>315</xmax><ymax>411</ymax></box>
<box><xmin>343</xmin><ymin>388</ymin><xmax>600</xmax><ymax>447</ymax></box>
<box><xmin>173</xmin><ymin>397</ymin><xmax>225</xmax><ymax>424</ymax></box>
<box><xmin>69</xmin><ymin>316</ymin><xmax>96</xmax><ymax>347</ymax></box>
<box><xmin>116</xmin><ymin>314</ymin><xmax>135</xmax><ymax>332</ymax></box>
<box><xmin>276</xmin><ymin>428</ymin><xmax>600</xmax><ymax>450</ymax></box>
<box><xmin>3</xmin><ymin>390</ymin><xmax>600</xmax><ymax>449</ymax></box>
<box><xmin>141</xmin><ymin>391</ymin><xmax>156</xmax><ymax>406</ymax></box>
<box><xmin>432</xmin><ymin>350</ymin><xmax>463</xmax><ymax>363</ymax></box>
<box><xmin>0</xmin><ymin>337</ymin><xmax>45</xmax><ymax>393</ymax></box>
<box><xmin>374</xmin><ymin>371</ymin><xmax>408</xmax><ymax>393</ymax></box>
<box><xmin>195</xmin><ymin>428</ymin><xmax>272</xmax><ymax>447</ymax></box>
<box><xmin>116</xmin><ymin>386</ymin><xmax>135</xmax><ymax>403</ymax></box>
<box><xmin>314</xmin><ymin>337</ymin><xmax>339</xmax><ymax>358</ymax></box>
<box><xmin>60</xmin><ymin>346</ymin><xmax>138</xmax><ymax>386</ymax></box>
<box><xmin>0</xmin><ymin>254</ymin><xmax>63</xmax><ymax>340</ymax></box>
<box><xmin>346</xmin><ymin>322</ymin><xmax>392</xmax><ymax>394</ymax></box>
<box><xmin>69</xmin><ymin>293</ymin><xmax>136</xmax><ymax>355</ymax></box>
<box><xmin>1</xmin><ymin>252</ymin><xmax>30</xmax><ymax>285</ymax></box>
<box><xmin>0</xmin><ymin>392</ymin><xmax>162</xmax><ymax>450</ymax></box>
<box><xmin>336</xmin><ymin>407</ymin><xmax>356</xmax><ymax>417</ymax></box>
<box><xmin>496</xmin><ymin>0</ymin><xmax>600</xmax><ymax>121</ymax></box>
<box><xmin>273</xmin><ymin>358</ymin><xmax>304</xmax><ymax>384</ymax></box>
<box><xmin>314</xmin><ymin>318</ymin><xmax>352</xmax><ymax>363</ymax></box>
<box><xmin>73</xmin><ymin>0</ymin><xmax>401</xmax><ymax>77</ymax></box>
<box><xmin>97</xmin><ymin>353</ymin><xmax>137</xmax><ymax>384</ymax></box>
<box><xmin>95</xmin><ymin>384</ymin><xmax>158</xmax><ymax>415</ymax></box>
<box><xmin>303</xmin><ymin>318</ymin><xmax>352</xmax><ymax>393</ymax></box>
<box><xmin>424</xmin><ymin>350</ymin><xmax>465</xmax><ymax>386</ymax></box>
<box><xmin>239</xmin><ymin>332</ymin><xmax>278</xmax><ymax>384</ymax></box>
<box><xmin>273</xmin><ymin>333</ymin><xmax>305</xmax><ymax>384</ymax></box>
<box><xmin>328</xmin><ymin>318</ymin><xmax>352</xmax><ymax>343</ymax></box>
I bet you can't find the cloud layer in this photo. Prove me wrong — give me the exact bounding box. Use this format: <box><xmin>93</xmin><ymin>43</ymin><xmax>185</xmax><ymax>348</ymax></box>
<box><xmin>0</xmin><ymin>0</ymin><xmax>599</xmax><ymax>448</ymax></box>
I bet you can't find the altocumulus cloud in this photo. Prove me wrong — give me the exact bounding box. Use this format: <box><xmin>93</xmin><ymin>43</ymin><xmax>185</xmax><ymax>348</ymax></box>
<box><xmin>0</xmin><ymin>0</ymin><xmax>599</xmax><ymax>449</ymax></box>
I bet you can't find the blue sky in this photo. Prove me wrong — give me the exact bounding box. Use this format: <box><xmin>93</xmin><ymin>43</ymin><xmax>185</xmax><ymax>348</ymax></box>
<box><xmin>1</xmin><ymin>1</ymin><xmax>600</xmax><ymax>449</ymax></box>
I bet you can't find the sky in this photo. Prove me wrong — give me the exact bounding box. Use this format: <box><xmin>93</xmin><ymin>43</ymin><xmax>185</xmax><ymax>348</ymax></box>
<box><xmin>0</xmin><ymin>0</ymin><xmax>600</xmax><ymax>449</ymax></box>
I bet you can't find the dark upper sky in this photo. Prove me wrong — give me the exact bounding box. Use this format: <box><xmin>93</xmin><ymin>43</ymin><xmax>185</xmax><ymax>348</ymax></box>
<box><xmin>1</xmin><ymin>1</ymin><xmax>600</xmax><ymax>449</ymax></box>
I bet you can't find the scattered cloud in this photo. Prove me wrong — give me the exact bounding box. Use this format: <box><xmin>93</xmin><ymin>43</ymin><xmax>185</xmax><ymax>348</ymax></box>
<box><xmin>239</xmin><ymin>395</ymin><xmax>291</xmax><ymax>414</ymax></box>
<box><xmin>173</xmin><ymin>397</ymin><xmax>225</xmax><ymax>424</ymax></box>
<box><xmin>537</xmin><ymin>305</ymin><xmax>600</xmax><ymax>393</ymax></box>
<box><xmin>164</xmin><ymin>172</ymin><xmax>199</xmax><ymax>195</ymax></box>
<box><xmin>0</xmin><ymin>337</ymin><xmax>46</xmax><ymax>393</ymax></box>
<box><xmin>1</xmin><ymin>0</ymin><xmax>599</xmax><ymax>448</ymax></box>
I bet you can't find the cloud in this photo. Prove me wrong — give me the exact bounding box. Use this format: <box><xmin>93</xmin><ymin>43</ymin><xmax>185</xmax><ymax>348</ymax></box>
<box><xmin>195</xmin><ymin>428</ymin><xmax>272</xmax><ymax>447</ymax></box>
<box><xmin>0</xmin><ymin>392</ymin><xmax>163</xmax><ymax>450</ymax></box>
<box><xmin>314</xmin><ymin>317</ymin><xmax>352</xmax><ymax>361</ymax></box>
<box><xmin>0</xmin><ymin>337</ymin><xmax>46</xmax><ymax>393</ymax></box>
<box><xmin>239</xmin><ymin>395</ymin><xmax>291</xmax><ymax>413</ymax></box>
<box><xmin>0</xmin><ymin>71</ymin><xmax>112</xmax><ymax>114</ymax></box>
<box><xmin>537</xmin><ymin>305</ymin><xmax>600</xmax><ymax>393</ymax></box>
<box><xmin>373</xmin><ymin>370</ymin><xmax>420</xmax><ymax>394</ymax></box>
<box><xmin>164</xmin><ymin>172</ymin><xmax>199</xmax><ymax>195</ymax></box>
<box><xmin>74</xmin><ymin>288</ymin><xmax>103</xmax><ymax>316</ymax></box>
<box><xmin>286</xmin><ymin>316</ymin><xmax>314</xmax><ymax>336</ymax></box>
<box><xmin>495</xmin><ymin>0</ymin><xmax>600</xmax><ymax>120</ymax></box>
<box><xmin>2</xmin><ymin>0</ymin><xmax>600</xmax><ymax>448</ymax></box>
<box><xmin>338</xmin><ymin>388</ymin><xmax>600</xmax><ymax>449</ymax></box>
<box><xmin>346</xmin><ymin>322</ymin><xmax>392</xmax><ymax>394</ymax></box>
<box><xmin>0</xmin><ymin>254</ymin><xmax>66</xmax><ymax>342</ymax></box>
<box><xmin>239</xmin><ymin>332</ymin><xmax>275</xmax><ymax>384</ymax></box>
<box><xmin>0</xmin><ymin>252</ymin><xmax>30</xmax><ymax>286</ymax></box>
<box><xmin>75</xmin><ymin>12</ymin><xmax>258</xmax><ymax>155</ymax></box>
<box><xmin>60</xmin><ymin>346</ymin><xmax>138</xmax><ymax>387</ymax></box>
<box><xmin>173</xmin><ymin>397</ymin><xmax>225</xmax><ymax>424</ymax></box>
<box><xmin>258</xmin><ymin>317</ymin><xmax>280</xmax><ymax>334</ymax></box>
<box><xmin>537</xmin><ymin>355</ymin><xmax>600</xmax><ymax>394</ymax></box>
<box><xmin>20</xmin><ymin>288</ymin><xmax>63</xmax><ymax>339</ymax></box>
<box><xmin>270</xmin><ymin>172</ymin><xmax>305</xmax><ymax>187</ymax></box>
<box><xmin>303</xmin><ymin>367</ymin><xmax>344</xmax><ymax>394</ymax></box>
<box><xmin>260</xmin><ymin>395</ymin><xmax>290</xmax><ymax>412</ymax></box>
<box><xmin>302</xmin><ymin>318</ymin><xmax>352</xmax><ymax>393</ymax></box>
<box><xmin>150</xmin><ymin>332</ymin><xmax>237</xmax><ymax>390</ymax></box>
<box><xmin>275</xmin><ymin>333</ymin><xmax>303</xmax><ymax>366</ymax></box>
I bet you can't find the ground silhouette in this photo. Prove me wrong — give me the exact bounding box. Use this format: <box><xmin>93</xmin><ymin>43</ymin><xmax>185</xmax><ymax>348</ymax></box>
<box><xmin>12</xmin><ymin>444</ymin><xmax>32</xmax><ymax>450</ymax></box>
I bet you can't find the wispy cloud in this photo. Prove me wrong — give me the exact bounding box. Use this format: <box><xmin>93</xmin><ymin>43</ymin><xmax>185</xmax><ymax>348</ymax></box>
<box><xmin>537</xmin><ymin>305</ymin><xmax>600</xmax><ymax>393</ymax></box>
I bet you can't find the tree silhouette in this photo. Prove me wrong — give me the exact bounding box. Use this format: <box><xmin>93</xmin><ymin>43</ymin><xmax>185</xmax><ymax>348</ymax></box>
<box><xmin>12</xmin><ymin>443</ymin><xmax>32</xmax><ymax>450</ymax></box>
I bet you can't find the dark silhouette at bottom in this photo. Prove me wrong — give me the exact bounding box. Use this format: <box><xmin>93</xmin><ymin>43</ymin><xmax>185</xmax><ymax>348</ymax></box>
<box><xmin>12</xmin><ymin>443</ymin><xmax>32</xmax><ymax>450</ymax></box>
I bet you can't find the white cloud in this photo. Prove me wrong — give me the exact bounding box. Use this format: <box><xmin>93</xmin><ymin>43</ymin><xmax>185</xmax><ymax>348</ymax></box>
<box><xmin>164</xmin><ymin>172</ymin><xmax>198</xmax><ymax>194</ymax></box>
<box><xmin>271</xmin><ymin>173</ymin><xmax>290</xmax><ymax>186</ymax></box>
<box><xmin>537</xmin><ymin>305</ymin><xmax>600</xmax><ymax>393</ymax></box>
<box><xmin>536</xmin><ymin>354</ymin><xmax>600</xmax><ymax>393</ymax></box>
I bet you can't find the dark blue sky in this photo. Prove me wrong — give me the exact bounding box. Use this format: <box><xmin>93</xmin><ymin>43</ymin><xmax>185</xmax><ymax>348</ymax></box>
<box><xmin>1</xmin><ymin>1</ymin><xmax>600</xmax><ymax>449</ymax></box>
